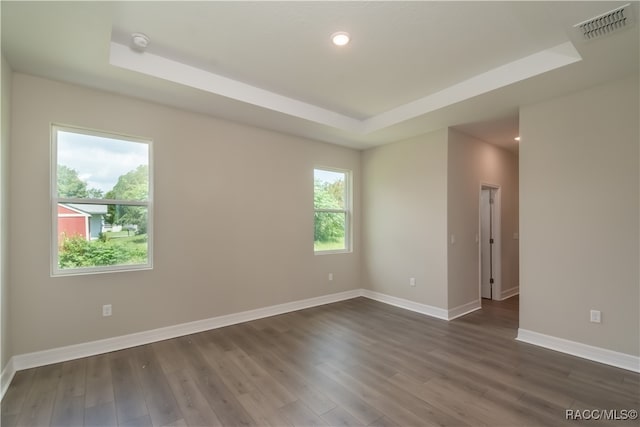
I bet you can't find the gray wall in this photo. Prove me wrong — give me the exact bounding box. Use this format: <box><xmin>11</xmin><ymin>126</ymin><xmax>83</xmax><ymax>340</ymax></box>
<box><xmin>447</xmin><ymin>129</ymin><xmax>519</xmax><ymax>308</ymax></box>
<box><xmin>520</xmin><ymin>75</ymin><xmax>639</xmax><ymax>356</ymax></box>
<box><xmin>9</xmin><ymin>73</ymin><xmax>361</xmax><ymax>355</ymax></box>
<box><xmin>360</xmin><ymin>127</ymin><xmax>519</xmax><ymax>313</ymax></box>
<box><xmin>362</xmin><ymin>130</ymin><xmax>449</xmax><ymax>309</ymax></box>
<box><xmin>1</xmin><ymin>55</ymin><xmax>12</xmax><ymax>372</ymax></box>
<box><xmin>6</xmin><ymin>70</ymin><xmax>637</xmax><ymax>364</ymax></box>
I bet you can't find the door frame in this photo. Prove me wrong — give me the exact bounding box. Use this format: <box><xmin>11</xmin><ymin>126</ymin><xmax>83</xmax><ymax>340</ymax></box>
<box><xmin>478</xmin><ymin>183</ymin><xmax>502</xmax><ymax>301</ymax></box>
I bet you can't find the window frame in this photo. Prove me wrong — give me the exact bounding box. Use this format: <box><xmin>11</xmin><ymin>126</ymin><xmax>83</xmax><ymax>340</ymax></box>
<box><xmin>51</xmin><ymin>124</ymin><xmax>154</xmax><ymax>276</ymax></box>
<box><xmin>313</xmin><ymin>166</ymin><xmax>352</xmax><ymax>255</ymax></box>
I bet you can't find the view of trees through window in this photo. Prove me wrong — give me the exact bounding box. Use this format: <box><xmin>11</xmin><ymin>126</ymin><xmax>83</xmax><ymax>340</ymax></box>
<box><xmin>53</xmin><ymin>127</ymin><xmax>151</xmax><ymax>273</ymax></box>
<box><xmin>314</xmin><ymin>168</ymin><xmax>348</xmax><ymax>252</ymax></box>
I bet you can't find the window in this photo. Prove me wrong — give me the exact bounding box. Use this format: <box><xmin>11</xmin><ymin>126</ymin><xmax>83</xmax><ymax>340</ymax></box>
<box><xmin>51</xmin><ymin>125</ymin><xmax>152</xmax><ymax>275</ymax></box>
<box><xmin>314</xmin><ymin>168</ymin><xmax>350</xmax><ymax>253</ymax></box>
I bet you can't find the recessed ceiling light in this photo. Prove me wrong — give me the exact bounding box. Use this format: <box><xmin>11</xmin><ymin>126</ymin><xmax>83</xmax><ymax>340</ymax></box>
<box><xmin>514</xmin><ymin>136</ymin><xmax>521</xmax><ymax>141</ymax></box>
<box><xmin>331</xmin><ymin>32</ymin><xmax>350</xmax><ymax>46</ymax></box>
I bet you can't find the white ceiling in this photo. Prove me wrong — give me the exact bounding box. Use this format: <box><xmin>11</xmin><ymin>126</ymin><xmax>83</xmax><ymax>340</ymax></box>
<box><xmin>2</xmin><ymin>1</ymin><xmax>638</xmax><ymax>151</ymax></box>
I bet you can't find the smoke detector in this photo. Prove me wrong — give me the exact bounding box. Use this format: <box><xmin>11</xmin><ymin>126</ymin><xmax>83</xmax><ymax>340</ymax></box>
<box><xmin>130</xmin><ymin>33</ymin><xmax>150</xmax><ymax>51</ymax></box>
<box><xmin>574</xmin><ymin>3</ymin><xmax>634</xmax><ymax>40</ymax></box>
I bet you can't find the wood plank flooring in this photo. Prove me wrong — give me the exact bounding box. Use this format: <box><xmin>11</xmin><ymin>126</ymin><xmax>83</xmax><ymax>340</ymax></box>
<box><xmin>2</xmin><ymin>296</ymin><xmax>638</xmax><ymax>426</ymax></box>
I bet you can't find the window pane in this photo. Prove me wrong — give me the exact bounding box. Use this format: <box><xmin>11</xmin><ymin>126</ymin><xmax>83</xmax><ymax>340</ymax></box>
<box><xmin>57</xmin><ymin>203</ymin><xmax>148</xmax><ymax>269</ymax></box>
<box><xmin>314</xmin><ymin>169</ymin><xmax>345</xmax><ymax>209</ymax></box>
<box><xmin>57</xmin><ymin>130</ymin><xmax>149</xmax><ymax>200</ymax></box>
<box><xmin>314</xmin><ymin>211</ymin><xmax>346</xmax><ymax>251</ymax></box>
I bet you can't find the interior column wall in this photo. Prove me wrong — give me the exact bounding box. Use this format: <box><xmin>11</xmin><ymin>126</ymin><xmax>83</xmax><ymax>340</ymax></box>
<box><xmin>447</xmin><ymin>128</ymin><xmax>519</xmax><ymax>309</ymax></box>
<box><xmin>362</xmin><ymin>130</ymin><xmax>449</xmax><ymax>309</ymax></box>
<box><xmin>1</xmin><ymin>54</ymin><xmax>12</xmax><ymax>375</ymax></box>
<box><xmin>519</xmin><ymin>75</ymin><xmax>639</xmax><ymax>356</ymax></box>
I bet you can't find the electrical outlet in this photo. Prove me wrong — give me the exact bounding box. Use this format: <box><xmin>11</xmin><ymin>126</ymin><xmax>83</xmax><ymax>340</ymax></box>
<box><xmin>328</xmin><ymin>273</ymin><xmax>333</xmax><ymax>281</ymax></box>
<box><xmin>590</xmin><ymin>310</ymin><xmax>601</xmax><ymax>323</ymax></box>
<box><xmin>102</xmin><ymin>304</ymin><xmax>112</xmax><ymax>317</ymax></box>
<box><xmin>409</xmin><ymin>277</ymin><xmax>416</xmax><ymax>287</ymax></box>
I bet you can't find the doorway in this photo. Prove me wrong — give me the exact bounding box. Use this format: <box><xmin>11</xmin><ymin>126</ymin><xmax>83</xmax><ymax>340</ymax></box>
<box><xmin>480</xmin><ymin>185</ymin><xmax>501</xmax><ymax>300</ymax></box>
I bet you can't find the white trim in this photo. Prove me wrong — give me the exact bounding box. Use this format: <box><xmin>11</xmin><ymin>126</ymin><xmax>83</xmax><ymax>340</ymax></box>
<box><xmin>58</xmin><ymin>210</ymin><xmax>90</xmax><ymax>217</ymax></box>
<box><xmin>4</xmin><ymin>287</ymin><xmax>467</xmax><ymax>397</ymax></box>
<box><xmin>9</xmin><ymin>289</ymin><xmax>362</xmax><ymax>374</ymax></box>
<box><xmin>448</xmin><ymin>299</ymin><xmax>482</xmax><ymax>320</ymax></box>
<box><xmin>479</xmin><ymin>183</ymin><xmax>502</xmax><ymax>301</ymax></box>
<box><xmin>361</xmin><ymin>290</ymin><xmax>481</xmax><ymax>321</ymax></box>
<box><xmin>516</xmin><ymin>329</ymin><xmax>640</xmax><ymax>373</ymax></box>
<box><xmin>1</xmin><ymin>357</ymin><xmax>15</xmax><ymax>399</ymax></box>
<box><xmin>51</xmin><ymin>124</ymin><xmax>154</xmax><ymax>277</ymax></box>
<box><xmin>7</xmin><ymin>288</ymin><xmax>637</xmax><ymax>401</ymax></box>
<box><xmin>313</xmin><ymin>167</ymin><xmax>352</xmax><ymax>254</ymax></box>
<box><xmin>362</xmin><ymin>42</ymin><xmax>581</xmax><ymax>133</ymax></box>
<box><xmin>110</xmin><ymin>42</ymin><xmax>362</xmax><ymax>133</ymax></box>
<box><xmin>498</xmin><ymin>286</ymin><xmax>519</xmax><ymax>301</ymax></box>
<box><xmin>110</xmin><ymin>41</ymin><xmax>581</xmax><ymax>134</ymax></box>
<box><xmin>361</xmin><ymin>289</ymin><xmax>449</xmax><ymax>320</ymax></box>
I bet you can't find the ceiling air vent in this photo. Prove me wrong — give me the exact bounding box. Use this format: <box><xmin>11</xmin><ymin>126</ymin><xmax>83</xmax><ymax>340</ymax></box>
<box><xmin>574</xmin><ymin>3</ymin><xmax>633</xmax><ymax>40</ymax></box>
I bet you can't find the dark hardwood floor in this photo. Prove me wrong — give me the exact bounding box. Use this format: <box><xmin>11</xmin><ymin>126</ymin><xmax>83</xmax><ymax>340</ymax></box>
<box><xmin>2</xmin><ymin>296</ymin><xmax>638</xmax><ymax>426</ymax></box>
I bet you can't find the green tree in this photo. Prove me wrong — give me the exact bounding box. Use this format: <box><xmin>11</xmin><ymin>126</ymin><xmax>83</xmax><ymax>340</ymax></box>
<box><xmin>108</xmin><ymin>165</ymin><xmax>149</xmax><ymax>234</ymax></box>
<box><xmin>57</xmin><ymin>164</ymin><xmax>104</xmax><ymax>199</ymax></box>
<box><xmin>104</xmin><ymin>190</ymin><xmax>116</xmax><ymax>225</ymax></box>
<box><xmin>327</xmin><ymin>180</ymin><xmax>344</xmax><ymax>208</ymax></box>
<box><xmin>111</xmin><ymin>165</ymin><xmax>149</xmax><ymax>200</ymax></box>
<box><xmin>314</xmin><ymin>179</ymin><xmax>345</xmax><ymax>243</ymax></box>
<box><xmin>87</xmin><ymin>188</ymin><xmax>104</xmax><ymax>198</ymax></box>
<box><xmin>57</xmin><ymin>165</ymin><xmax>89</xmax><ymax>198</ymax></box>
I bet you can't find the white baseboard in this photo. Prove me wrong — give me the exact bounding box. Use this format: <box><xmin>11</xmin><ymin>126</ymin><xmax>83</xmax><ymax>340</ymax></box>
<box><xmin>0</xmin><ymin>288</ymin><xmax>458</xmax><ymax>400</ymax></box>
<box><xmin>9</xmin><ymin>288</ymin><xmax>635</xmax><ymax>400</ymax></box>
<box><xmin>448</xmin><ymin>299</ymin><xmax>481</xmax><ymax>320</ymax></box>
<box><xmin>517</xmin><ymin>328</ymin><xmax>640</xmax><ymax>373</ymax></box>
<box><xmin>499</xmin><ymin>286</ymin><xmax>519</xmax><ymax>300</ymax></box>
<box><xmin>7</xmin><ymin>287</ymin><xmax>458</xmax><ymax>400</ymax></box>
<box><xmin>362</xmin><ymin>290</ymin><xmax>482</xmax><ymax>321</ymax></box>
<box><xmin>1</xmin><ymin>357</ymin><xmax>15</xmax><ymax>399</ymax></box>
<box><xmin>7</xmin><ymin>289</ymin><xmax>362</xmax><ymax>384</ymax></box>
<box><xmin>361</xmin><ymin>289</ymin><xmax>449</xmax><ymax>320</ymax></box>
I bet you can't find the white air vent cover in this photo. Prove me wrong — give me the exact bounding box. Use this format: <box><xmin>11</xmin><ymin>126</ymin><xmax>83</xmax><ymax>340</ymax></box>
<box><xmin>574</xmin><ymin>3</ymin><xmax>634</xmax><ymax>40</ymax></box>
